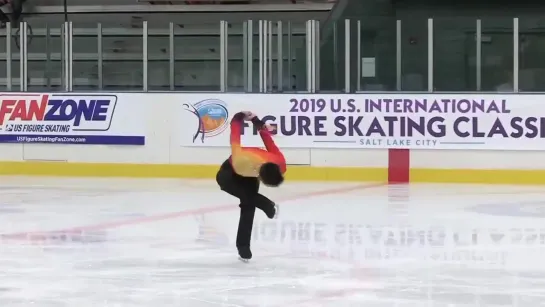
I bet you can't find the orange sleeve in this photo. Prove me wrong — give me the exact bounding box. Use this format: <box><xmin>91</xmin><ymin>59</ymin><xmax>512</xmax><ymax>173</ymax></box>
<box><xmin>249</xmin><ymin>116</ymin><xmax>280</xmax><ymax>154</ymax></box>
<box><xmin>259</xmin><ymin>128</ymin><xmax>286</xmax><ymax>174</ymax></box>
<box><xmin>230</xmin><ymin>112</ymin><xmax>245</xmax><ymax>151</ymax></box>
<box><xmin>259</xmin><ymin>129</ymin><xmax>280</xmax><ymax>154</ymax></box>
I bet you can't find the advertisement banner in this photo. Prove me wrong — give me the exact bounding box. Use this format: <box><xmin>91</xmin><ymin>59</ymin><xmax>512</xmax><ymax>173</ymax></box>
<box><xmin>179</xmin><ymin>94</ymin><xmax>545</xmax><ymax>149</ymax></box>
<box><xmin>0</xmin><ymin>93</ymin><xmax>145</xmax><ymax>145</ymax></box>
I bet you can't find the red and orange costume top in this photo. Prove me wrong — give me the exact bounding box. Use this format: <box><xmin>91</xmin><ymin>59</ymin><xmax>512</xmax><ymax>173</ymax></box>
<box><xmin>228</xmin><ymin>112</ymin><xmax>287</xmax><ymax>178</ymax></box>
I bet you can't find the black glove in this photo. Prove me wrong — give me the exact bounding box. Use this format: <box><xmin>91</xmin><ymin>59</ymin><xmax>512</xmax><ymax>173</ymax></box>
<box><xmin>232</xmin><ymin>112</ymin><xmax>246</xmax><ymax>122</ymax></box>
<box><xmin>251</xmin><ymin>116</ymin><xmax>266</xmax><ymax>130</ymax></box>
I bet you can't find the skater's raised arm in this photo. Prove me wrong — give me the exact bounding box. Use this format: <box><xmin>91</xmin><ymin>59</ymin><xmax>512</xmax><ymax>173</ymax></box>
<box><xmin>228</xmin><ymin>110</ymin><xmax>286</xmax><ymax>182</ymax></box>
<box><xmin>258</xmin><ymin>129</ymin><xmax>280</xmax><ymax>154</ymax></box>
<box><xmin>229</xmin><ymin>112</ymin><xmax>246</xmax><ymax>151</ymax></box>
<box><xmin>247</xmin><ymin>115</ymin><xmax>280</xmax><ymax>154</ymax></box>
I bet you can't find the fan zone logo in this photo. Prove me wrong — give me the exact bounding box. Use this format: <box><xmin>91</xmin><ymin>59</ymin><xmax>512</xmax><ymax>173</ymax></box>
<box><xmin>184</xmin><ymin>99</ymin><xmax>229</xmax><ymax>143</ymax></box>
<box><xmin>0</xmin><ymin>94</ymin><xmax>117</xmax><ymax>133</ymax></box>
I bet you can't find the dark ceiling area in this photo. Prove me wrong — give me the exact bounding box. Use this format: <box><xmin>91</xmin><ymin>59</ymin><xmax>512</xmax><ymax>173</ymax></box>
<box><xmin>391</xmin><ymin>0</ymin><xmax>544</xmax><ymax>8</ymax></box>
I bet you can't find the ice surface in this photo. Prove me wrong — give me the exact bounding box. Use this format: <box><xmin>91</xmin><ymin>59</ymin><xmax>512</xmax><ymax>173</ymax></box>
<box><xmin>1</xmin><ymin>177</ymin><xmax>545</xmax><ymax>306</ymax></box>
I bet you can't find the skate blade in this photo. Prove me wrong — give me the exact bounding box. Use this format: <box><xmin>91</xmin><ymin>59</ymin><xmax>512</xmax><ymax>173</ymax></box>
<box><xmin>273</xmin><ymin>204</ymin><xmax>279</xmax><ymax>219</ymax></box>
<box><xmin>238</xmin><ymin>257</ymin><xmax>250</xmax><ymax>263</ymax></box>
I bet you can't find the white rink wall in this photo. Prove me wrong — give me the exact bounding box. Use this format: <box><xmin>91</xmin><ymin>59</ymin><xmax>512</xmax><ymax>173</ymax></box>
<box><xmin>0</xmin><ymin>142</ymin><xmax>389</xmax><ymax>169</ymax></box>
<box><xmin>2</xmin><ymin>141</ymin><xmax>540</xmax><ymax>171</ymax></box>
<box><xmin>0</xmin><ymin>93</ymin><xmax>388</xmax><ymax>168</ymax></box>
<box><xmin>411</xmin><ymin>150</ymin><xmax>545</xmax><ymax>170</ymax></box>
<box><xmin>0</xmin><ymin>92</ymin><xmax>542</xmax><ymax>175</ymax></box>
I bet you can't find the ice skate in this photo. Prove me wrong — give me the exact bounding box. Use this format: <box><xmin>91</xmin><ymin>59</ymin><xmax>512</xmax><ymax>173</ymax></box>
<box><xmin>262</xmin><ymin>202</ymin><xmax>278</xmax><ymax>219</ymax></box>
<box><xmin>238</xmin><ymin>246</ymin><xmax>252</xmax><ymax>262</ymax></box>
<box><xmin>272</xmin><ymin>202</ymin><xmax>279</xmax><ymax>219</ymax></box>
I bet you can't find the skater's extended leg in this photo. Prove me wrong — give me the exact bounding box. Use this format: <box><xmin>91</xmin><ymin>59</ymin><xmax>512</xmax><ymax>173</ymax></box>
<box><xmin>217</xmin><ymin>159</ymin><xmax>276</xmax><ymax>218</ymax></box>
<box><xmin>235</xmin><ymin>192</ymin><xmax>277</xmax><ymax>261</ymax></box>
<box><xmin>253</xmin><ymin>193</ymin><xmax>277</xmax><ymax>219</ymax></box>
<box><xmin>216</xmin><ymin>159</ymin><xmax>278</xmax><ymax>260</ymax></box>
<box><xmin>235</xmin><ymin>204</ymin><xmax>255</xmax><ymax>260</ymax></box>
<box><xmin>216</xmin><ymin>160</ymin><xmax>259</xmax><ymax>260</ymax></box>
<box><xmin>234</xmin><ymin>178</ymin><xmax>276</xmax><ymax>219</ymax></box>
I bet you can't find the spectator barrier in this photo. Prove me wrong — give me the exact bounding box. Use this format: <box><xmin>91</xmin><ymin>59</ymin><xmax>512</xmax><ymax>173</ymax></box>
<box><xmin>0</xmin><ymin>92</ymin><xmax>543</xmax><ymax>185</ymax></box>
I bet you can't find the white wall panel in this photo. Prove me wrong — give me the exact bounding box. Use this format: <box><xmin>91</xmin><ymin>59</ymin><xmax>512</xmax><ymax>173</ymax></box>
<box><xmin>0</xmin><ymin>144</ymin><xmax>24</xmax><ymax>161</ymax></box>
<box><xmin>311</xmin><ymin>149</ymin><xmax>389</xmax><ymax>168</ymax></box>
<box><xmin>412</xmin><ymin>150</ymin><xmax>545</xmax><ymax>170</ymax></box>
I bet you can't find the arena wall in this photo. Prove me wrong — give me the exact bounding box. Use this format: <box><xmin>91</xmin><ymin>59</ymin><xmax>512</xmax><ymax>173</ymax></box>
<box><xmin>0</xmin><ymin>93</ymin><xmax>542</xmax><ymax>185</ymax></box>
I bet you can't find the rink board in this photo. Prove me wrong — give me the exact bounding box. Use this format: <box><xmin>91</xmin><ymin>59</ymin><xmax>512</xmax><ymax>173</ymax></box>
<box><xmin>0</xmin><ymin>92</ymin><xmax>544</xmax><ymax>185</ymax></box>
<box><xmin>0</xmin><ymin>161</ymin><xmax>544</xmax><ymax>185</ymax></box>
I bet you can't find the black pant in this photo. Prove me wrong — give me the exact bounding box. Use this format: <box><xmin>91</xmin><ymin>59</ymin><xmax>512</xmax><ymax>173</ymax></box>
<box><xmin>216</xmin><ymin>159</ymin><xmax>275</xmax><ymax>249</ymax></box>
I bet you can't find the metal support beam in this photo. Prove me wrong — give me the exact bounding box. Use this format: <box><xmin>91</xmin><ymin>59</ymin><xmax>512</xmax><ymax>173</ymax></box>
<box><xmin>344</xmin><ymin>19</ymin><xmax>350</xmax><ymax>93</ymax></box>
<box><xmin>20</xmin><ymin>22</ymin><xmax>28</xmax><ymax>91</ymax></box>
<box><xmin>220</xmin><ymin>20</ymin><xmax>228</xmax><ymax>92</ymax></box>
<box><xmin>143</xmin><ymin>21</ymin><xmax>148</xmax><ymax>91</ymax></box>
<box><xmin>246</xmin><ymin>20</ymin><xmax>253</xmax><ymax>92</ymax></box>
<box><xmin>306</xmin><ymin>20</ymin><xmax>312</xmax><ymax>92</ymax></box>
<box><xmin>98</xmin><ymin>23</ymin><xmax>103</xmax><ymax>90</ymax></box>
<box><xmin>513</xmin><ymin>17</ymin><xmax>519</xmax><ymax>92</ymax></box>
<box><xmin>396</xmin><ymin>20</ymin><xmax>401</xmax><ymax>91</ymax></box>
<box><xmin>24</xmin><ymin>4</ymin><xmax>334</xmax><ymax>13</ymax></box>
<box><xmin>268</xmin><ymin>20</ymin><xmax>273</xmax><ymax>92</ymax></box>
<box><xmin>427</xmin><ymin>18</ymin><xmax>433</xmax><ymax>92</ymax></box>
<box><xmin>259</xmin><ymin>20</ymin><xmax>268</xmax><ymax>93</ymax></box>
<box><xmin>476</xmin><ymin>19</ymin><xmax>481</xmax><ymax>91</ymax></box>
<box><xmin>357</xmin><ymin>20</ymin><xmax>361</xmax><ymax>92</ymax></box>
<box><xmin>69</xmin><ymin>21</ymin><xmax>73</xmax><ymax>91</ymax></box>
<box><xmin>287</xmin><ymin>21</ymin><xmax>292</xmax><ymax>90</ymax></box>
<box><xmin>314</xmin><ymin>20</ymin><xmax>321</xmax><ymax>91</ymax></box>
<box><xmin>277</xmin><ymin>21</ymin><xmax>283</xmax><ymax>92</ymax></box>
<box><xmin>169</xmin><ymin>22</ymin><xmax>175</xmax><ymax>91</ymax></box>
<box><xmin>6</xmin><ymin>22</ymin><xmax>11</xmax><ymax>91</ymax></box>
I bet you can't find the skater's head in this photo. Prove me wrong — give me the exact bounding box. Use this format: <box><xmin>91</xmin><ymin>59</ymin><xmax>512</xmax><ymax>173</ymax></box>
<box><xmin>259</xmin><ymin>162</ymin><xmax>284</xmax><ymax>187</ymax></box>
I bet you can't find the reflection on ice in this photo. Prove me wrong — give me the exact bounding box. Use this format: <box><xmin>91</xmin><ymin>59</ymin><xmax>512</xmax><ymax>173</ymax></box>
<box><xmin>1</xmin><ymin>179</ymin><xmax>545</xmax><ymax>306</ymax></box>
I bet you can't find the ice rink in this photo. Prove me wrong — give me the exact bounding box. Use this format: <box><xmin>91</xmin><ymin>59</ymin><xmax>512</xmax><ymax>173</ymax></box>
<box><xmin>1</xmin><ymin>177</ymin><xmax>545</xmax><ymax>306</ymax></box>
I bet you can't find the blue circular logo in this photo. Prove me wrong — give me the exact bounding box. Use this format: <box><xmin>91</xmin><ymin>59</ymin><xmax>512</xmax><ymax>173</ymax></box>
<box><xmin>183</xmin><ymin>99</ymin><xmax>229</xmax><ymax>143</ymax></box>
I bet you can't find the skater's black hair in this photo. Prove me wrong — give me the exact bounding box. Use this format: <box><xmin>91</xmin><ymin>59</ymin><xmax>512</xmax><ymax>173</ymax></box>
<box><xmin>259</xmin><ymin>162</ymin><xmax>284</xmax><ymax>187</ymax></box>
